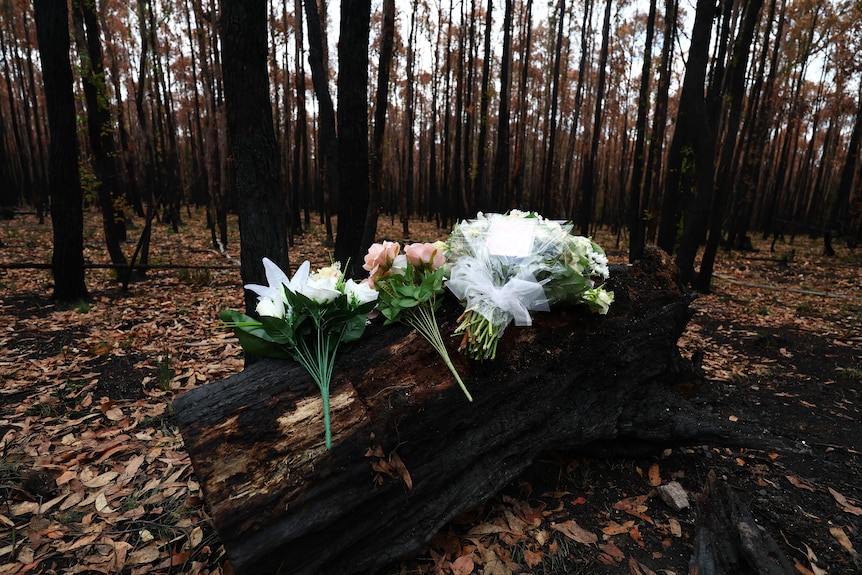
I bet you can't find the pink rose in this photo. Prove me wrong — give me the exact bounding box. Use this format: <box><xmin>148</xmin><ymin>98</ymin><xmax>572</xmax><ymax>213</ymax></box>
<box><xmin>363</xmin><ymin>241</ymin><xmax>401</xmax><ymax>279</ymax></box>
<box><xmin>405</xmin><ymin>242</ymin><xmax>445</xmax><ymax>271</ymax></box>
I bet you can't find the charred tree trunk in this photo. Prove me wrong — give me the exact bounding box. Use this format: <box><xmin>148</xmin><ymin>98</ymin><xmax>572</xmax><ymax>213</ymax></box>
<box><xmin>174</xmin><ymin>247</ymin><xmax>781</xmax><ymax>575</ymax></box>
<box><xmin>34</xmin><ymin>0</ymin><xmax>88</xmax><ymax>303</ymax></box>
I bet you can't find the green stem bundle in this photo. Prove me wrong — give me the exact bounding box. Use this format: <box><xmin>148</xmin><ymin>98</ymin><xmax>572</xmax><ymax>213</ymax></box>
<box><xmin>402</xmin><ymin>299</ymin><xmax>473</xmax><ymax>402</ymax></box>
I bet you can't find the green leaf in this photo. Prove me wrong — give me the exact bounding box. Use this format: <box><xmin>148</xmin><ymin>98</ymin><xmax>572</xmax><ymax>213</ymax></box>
<box><xmin>234</xmin><ymin>329</ymin><xmax>293</xmax><ymax>360</ymax></box>
<box><xmin>342</xmin><ymin>314</ymin><xmax>369</xmax><ymax>343</ymax></box>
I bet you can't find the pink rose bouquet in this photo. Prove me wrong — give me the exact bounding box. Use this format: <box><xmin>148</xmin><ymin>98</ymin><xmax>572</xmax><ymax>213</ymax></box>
<box><xmin>363</xmin><ymin>241</ymin><xmax>472</xmax><ymax>402</ymax></box>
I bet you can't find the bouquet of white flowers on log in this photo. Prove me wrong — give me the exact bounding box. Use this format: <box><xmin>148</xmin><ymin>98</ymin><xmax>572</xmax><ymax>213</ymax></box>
<box><xmin>445</xmin><ymin>210</ymin><xmax>614</xmax><ymax>360</ymax></box>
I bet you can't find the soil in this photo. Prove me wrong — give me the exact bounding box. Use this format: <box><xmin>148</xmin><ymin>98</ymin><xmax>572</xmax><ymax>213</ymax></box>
<box><xmin>1</xmin><ymin>209</ymin><xmax>860</xmax><ymax>574</ymax></box>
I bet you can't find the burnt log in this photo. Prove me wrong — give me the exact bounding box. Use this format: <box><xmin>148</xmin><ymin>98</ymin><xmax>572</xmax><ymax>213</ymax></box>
<box><xmin>173</xmin><ymin>247</ymin><xmax>762</xmax><ymax>574</ymax></box>
<box><xmin>690</xmin><ymin>471</ymin><xmax>796</xmax><ymax>574</ymax></box>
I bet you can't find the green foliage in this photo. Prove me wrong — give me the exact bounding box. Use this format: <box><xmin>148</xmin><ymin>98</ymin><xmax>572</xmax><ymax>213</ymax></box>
<box><xmin>78</xmin><ymin>157</ymin><xmax>101</xmax><ymax>206</ymax></box>
<box><xmin>376</xmin><ymin>264</ymin><xmax>445</xmax><ymax>324</ymax></box>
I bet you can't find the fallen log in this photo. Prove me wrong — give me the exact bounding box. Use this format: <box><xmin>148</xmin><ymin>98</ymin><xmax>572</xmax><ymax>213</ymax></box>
<box><xmin>173</xmin><ymin>246</ymin><xmax>764</xmax><ymax>574</ymax></box>
<box><xmin>690</xmin><ymin>471</ymin><xmax>796</xmax><ymax>574</ymax></box>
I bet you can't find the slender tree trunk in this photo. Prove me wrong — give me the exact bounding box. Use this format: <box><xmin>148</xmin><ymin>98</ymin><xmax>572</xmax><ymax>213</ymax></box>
<box><xmin>34</xmin><ymin>0</ymin><xmax>88</xmax><ymax>302</ymax></box>
<box><xmin>220</xmin><ymin>0</ymin><xmax>290</xmax><ymax>316</ymax></box>
<box><xmin>474</xmin><ymin>0</ymin><xmax>493</xmax><ymax>211</ymax></box>
<box><xmin>334</xmin><ymin>0</ymin><xmax>371</xmax><ymax>278</ymax></box>
<box><xmin>21</xmin><ymin>10</ymin><xmax>48</xmax><ymax>212</ymax></box>
<box><xmin>1</xmin><ymin>8</ymin><xmax>34</xmax><ymax>212</ymax></box>
<box><xmin>362</xmin><ymin>0</ymin><xmax>395</xmax><ymax>251</ymax></box>
<box><xmin>451</xmin><ymin>1</ymin><xmax>466</xmax><ymax>219</ymax></box>
<box><xmin>72</xmin><ymin>0</ymin><xmax>130</xmax><ymax>272</ymax></box>
<box><xmin>562</xmin><ymin>0</ymin><xmax>593</xmax><ymax>219</ymax></box>
<box><xmin>292</xmin><ymin>0</ymin><xmax>309</xmax><ymax>233</ymax></box>
<box><xmin>183</xmin><ymin>0</ymin><xmax>209</xmax><ymax>208</ymax></box>
<box><xmin>823</xmin><ymin>85</ymin><xmax>862</xmax><ymax>256</ymax></box>
<box><xmin>303</xmin><ymin>0</ymin><xmax>337</xmax><ymax>245</ymax></box>
<box><xmin>490</xmin><ymin>0</ymin><xmax>514</xmax><ymax>211</ymax></box>
<box><xmin>696</xmin><ymin>0</ymin><xmax>764</xmax><ymax>292</ymax></box>
<box><xmin>658</xmin><ymin>0</ymin><xmax>715</xmax><ymax>258</ymax></box>
<box><xmin>577</xmin><ymin>0</ymin><xmax>612</xmax><ymax>236</ymax></box>
<box><xmin>663</xmin><ymin>0</ymin><xmax>717</xmax><ymax>285</ymax></box>
<box><xmin>541</xmin><ymin>0</ymin><xmax>566</xmax><ymax>217</ymax></box>
<box><xmin>462</xmin><ymin>0</ymin><xmax>479</xmax><ymax>215</ymax></box>
<box><xmin>727</xmin><ymin>0</ymin><xmax>782</xmax><ymax>251</ymax></box>
<box><xmin>628</xmin><ymin>0</ymin><xmax>657</xmax><ymax>262</ymax></box>
<box><xmin>400</xmin><ymin>0</ymin><xmax>418</xmax><ymax>236</ymax></box>
<box><xmin>440</xmin><ymin>0</ymin><xmax>455</xmax><ymax>227</ymax></box>
<box><xmin>511</xmin><ymin>0</ymin><xmax>533</xmax><ymax>209</ymax></box>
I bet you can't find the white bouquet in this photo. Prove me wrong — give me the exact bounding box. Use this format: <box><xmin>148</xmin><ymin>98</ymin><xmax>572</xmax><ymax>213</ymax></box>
<box><xmin>445</xmin><ymin>210</ymin><xmax>614</xmax><ymax>360</ymax></box>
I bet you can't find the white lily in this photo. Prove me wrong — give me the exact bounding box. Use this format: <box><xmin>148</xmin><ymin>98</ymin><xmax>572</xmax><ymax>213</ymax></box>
<box><xmin>244</xmin><ymin>257</ymin><xmax>291</xmax><ymax>318</ymax></box>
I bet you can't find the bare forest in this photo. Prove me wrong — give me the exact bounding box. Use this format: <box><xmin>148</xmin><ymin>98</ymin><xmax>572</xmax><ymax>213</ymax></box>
<box><xmin>1</xmin><ymin>0</ymin><xmax>861</xmax><ymax>296</ymax></box>
<box><xmin>3</xmin><ymin>2</ymin><xmax>862</xmax><ymax>574</ymax></box>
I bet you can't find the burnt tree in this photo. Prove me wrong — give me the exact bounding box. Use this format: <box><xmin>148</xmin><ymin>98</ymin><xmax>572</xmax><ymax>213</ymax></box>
<box><xmin>34</xmin><ymin>0</ymin><xmax>88</xmax><ymax>303</ymax></box>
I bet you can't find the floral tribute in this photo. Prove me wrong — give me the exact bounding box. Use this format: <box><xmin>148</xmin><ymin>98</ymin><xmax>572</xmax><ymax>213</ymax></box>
<box><xmin>219</xmin><ymin>258</ymin><xmax>378</xmax><ymax>449</ymax></box>
<box><xmin>445</xmin><ymin>210</ymin><xmax>614</xmax><ymax>360</ymax></box>
<box><xmin>363</xmin><ymin>241</ymin><xmax>473</xmax><ymax>402</ymax></box>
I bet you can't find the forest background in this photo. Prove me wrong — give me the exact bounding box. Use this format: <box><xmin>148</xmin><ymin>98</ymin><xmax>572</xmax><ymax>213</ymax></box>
<box><xmin>1</xmin><ymin>0</ymin><xmax>861</xmax><ymax>303</ymax></box>
<box><xmin>2</xmin><ymin>1</ymin><xmax>862</xmax><ymax>573</ymax></box>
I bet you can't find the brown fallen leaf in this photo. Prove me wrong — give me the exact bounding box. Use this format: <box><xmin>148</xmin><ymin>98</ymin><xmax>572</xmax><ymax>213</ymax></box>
<box><xmin>81</xmin><ymin>471</ymin><xmax>119</xmax><ymax>489</ymax></box>
<box><xmin>602</xmin><ymin>520</ymin><xmax>635</xmax><ymax>536</ymax></box>
<box><xmin>522</xmin><ymin>548</ymin><xmax>543</xmax><ymax>568</ymax></box>
<box><xmin>451</xmin><ymin>553</ymin><xmax>474</xmax><ymax>575</ymax></box>
<box><xmin>552</xmin><ymin>519</ymin><xmax>597</xmax><ymax>545</ymax></box>
<box><xmin>829</xmin><ymin>526</ymin><xmax>858</xmax><ymax>554</ymax></box>
<box><xmin>828</xmin><ymin>487</ymin><xmax>862</xmax><ymax>516</ymax></box>
<box><xmin>647</xmin><ymin>463</ymin><xmax>661</xmax><ymax>487</ymax></box>
<box><xmin>786</xmin><ymin>474</ymin><xmax>817</xmax><ymax>492</ymax></box>
<box><xmin>613</xmin><ymin>495</ymin><xmax>654</xmax><ymax>524</ymax></box>
<box><xmin>628</xmin><ymin>556</ymin><xmax>657</xmax><ymax>575</ymax></box>
<box><xmin>127</xmin><ymin>543</ymin><xmax>160</xmax><ymax>565</ymax></box>
<box><xmin>598</xmin><ymin>541</ymin><xmax>625</xmax><ymax>565</ymax></box>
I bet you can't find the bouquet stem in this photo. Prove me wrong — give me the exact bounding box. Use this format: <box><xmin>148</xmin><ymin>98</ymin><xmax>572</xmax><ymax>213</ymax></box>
<box><xmin>405</xmin><ymin>302</ymin><xmax>473</xmax><ymax>402</ymax></box>
<box><xmin>321</xmin><ymin>391</ymin><xmax>332</xmax><ymax>449</ymax></box>
<box><xmin>293</xmin><ymin>326</ymin><xmax>340</xmax><ymax>450</ymax></box>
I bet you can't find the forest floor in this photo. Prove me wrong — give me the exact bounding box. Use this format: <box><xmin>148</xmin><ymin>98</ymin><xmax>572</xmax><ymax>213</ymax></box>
<box><xmin>0</xmin><ymin>207</ymin><xmax>860</xmax><ymax>575</ymax></box>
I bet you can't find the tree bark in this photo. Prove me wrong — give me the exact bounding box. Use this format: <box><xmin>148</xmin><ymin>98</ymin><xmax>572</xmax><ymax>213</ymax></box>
<box><xmin>334</xmin><ymin>0</ymin><xmax>371</xmax><ymax>278</ymax></box>
<box><xmin>689</xmin><ymin>471</ymin><xmax>796</xmax><ymax>574</ymax></box>
<box><xmin>823</xmin><ymin>85</ymin><xmax>862</xmax><ymax>256</ymax></box>
<box><xmin>220</xmin><ymin>0</ymin><xmax>289</xmax><ymax>315</ymax></box>
<box><xmin>490</xmin><ymin>0</ymin><xmax>513</xmax><ymax>211</ymax></box>
<box><xmin>72</xmin><ymin>0</ymin><xmax>130</xmax><ymax>266</ymax></box>
<box><xmin>628</xmin><ymin>0</ymin><xmax>657</xmax><ymax>263</ymax></box>
<box><xmin>302</xmin><ymin>0</ymin><xmax>337</xmax><ymax>245</ymax></box>
<box><xmin>34</xmin><ymin>0</ymin><xmax>88</xmax><ymax>303</ymax></box>
<box><xmin>174</xmin><ymin>247</ymin><xmax>772</xmax><ymax>575</ymax></box>
<box><xmin>577</xmin><ymin>0</ymin><xmax>612</xmax><ymax>236</ymax></box>
<box><xmin>361</xmin><ymin>0</ymin><xmax>395</xmax><ymax>251</ymax></box>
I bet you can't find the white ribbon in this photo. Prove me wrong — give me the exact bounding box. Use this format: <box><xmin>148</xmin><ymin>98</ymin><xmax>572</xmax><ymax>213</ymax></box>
<box><xmin>447</xmin><ymin>257</ymin><xmax>549</xmax><ymax>328</ymax></box>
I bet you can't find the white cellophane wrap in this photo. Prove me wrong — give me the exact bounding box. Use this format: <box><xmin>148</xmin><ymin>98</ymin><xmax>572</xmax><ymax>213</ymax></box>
<box><xmin>446</xmin><ymin>211</ymin><xmax>612</xmax><ymax>340</ymax></box>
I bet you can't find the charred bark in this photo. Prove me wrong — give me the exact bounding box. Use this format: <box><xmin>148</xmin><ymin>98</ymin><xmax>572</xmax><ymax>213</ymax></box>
<box><xmin>689</xmin><ymin>471</ymin><xmax>796</xmax><ymax>574</ymax></box>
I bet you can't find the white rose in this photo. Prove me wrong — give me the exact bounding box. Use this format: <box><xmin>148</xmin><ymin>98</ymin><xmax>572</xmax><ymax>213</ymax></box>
<box><xmin>583</xmin><ymin>288</ymin><xmax>614</xmax><ymax>315</ymax></box>
<box><xmin>390</xmin><ymin>253</ymin><xmax>408</xmax><ymax>276</ymax></box>
<box><xmin>300</xmin><ymin>275</ymin><xmax>341</xmax><ymax>304</ymax></box>
<box><xmin>344</xmin><ymin>279</ymin><xmax>378</xmax><ymax>307</ymax></box>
